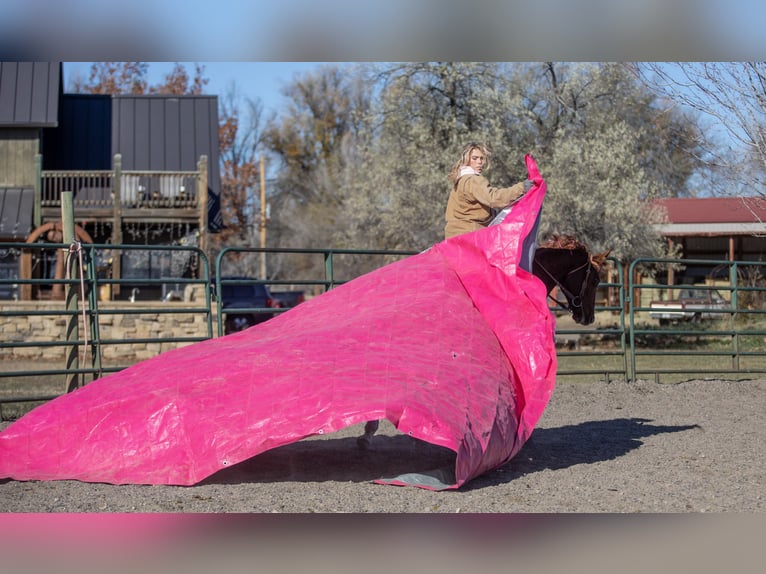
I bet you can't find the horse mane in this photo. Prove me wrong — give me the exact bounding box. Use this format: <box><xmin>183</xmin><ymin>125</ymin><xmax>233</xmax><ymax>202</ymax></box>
<box><xmin>538</xmin><ymin>234</ymin><xmax>588</xmax><ymax>252</ymax></box>
<box><xmin>538</xmin><ymin>234</ymin><xmax>611</xmax><ymax>273</ymax></box>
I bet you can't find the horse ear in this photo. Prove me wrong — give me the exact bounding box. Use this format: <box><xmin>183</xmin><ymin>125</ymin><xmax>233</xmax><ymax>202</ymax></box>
<box><xmin>590</xmin><ymin>250</ymin><xmax>611</xmax><ymax>270</ymax></box>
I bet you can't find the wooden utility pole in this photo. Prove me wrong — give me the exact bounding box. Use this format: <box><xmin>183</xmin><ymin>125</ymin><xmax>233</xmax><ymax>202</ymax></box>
<box><xmin>197</xmin><ymin>154</ymin><xmax>209</xmax><ymax>272</ymax></box>
<box><xmin>259</xmin><ymin>155</ymin><xmax>267</xmax><ymax>279</ymax></box>
<box><xmin>61</xmin><ymin>191</ymin><xmax>80</xmax><ymax>392</ymax></box>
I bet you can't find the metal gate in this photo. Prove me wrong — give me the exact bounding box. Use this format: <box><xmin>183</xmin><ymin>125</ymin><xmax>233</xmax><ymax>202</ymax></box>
<box><xmin>2</xmin><ymin>246</ymin><xmax>766</xmax><ymax>419</ymax></box>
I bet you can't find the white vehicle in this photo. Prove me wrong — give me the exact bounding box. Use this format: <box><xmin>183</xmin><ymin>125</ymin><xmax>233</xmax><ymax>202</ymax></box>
<box><xmin>649</xmin><ymin>286</ymin><xmax>730</xmax><ymax>325</ymax></box>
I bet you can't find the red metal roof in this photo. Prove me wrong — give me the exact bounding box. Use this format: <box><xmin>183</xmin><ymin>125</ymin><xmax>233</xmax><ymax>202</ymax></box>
<box><xmin>654</xmin><ymin>197</ymin><xmax>766</xmax><ymax>224</ymax></box>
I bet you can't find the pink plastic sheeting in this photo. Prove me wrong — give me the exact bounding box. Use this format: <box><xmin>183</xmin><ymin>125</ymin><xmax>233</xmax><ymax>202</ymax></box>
<box><xmin>0</xmin><ymin>155</ymin><xmax>556</xmax><ymax>490</ymax></box>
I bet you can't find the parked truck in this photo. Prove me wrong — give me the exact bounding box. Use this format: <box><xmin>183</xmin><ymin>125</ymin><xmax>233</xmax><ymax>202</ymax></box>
<box><xmin>213</xmin><ymin>277</ymin><xmax>283</xmax><ymax>333</ymax></box>
<box><xmin>270</xmin><ymin>290</ymin><xmax>306</xmax><ymax>309</ymax></box>
<box><xmin>649</xmin><ymin>285</ymin><xmax>730</xmax><ymax>325</ymax></box>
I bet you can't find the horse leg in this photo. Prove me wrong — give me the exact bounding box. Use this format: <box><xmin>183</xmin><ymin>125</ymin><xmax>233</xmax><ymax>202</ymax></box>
<box><xmin>356</xmin><ymin>420</ymin><xmax>380</xmax><ymax>450</ymax></box>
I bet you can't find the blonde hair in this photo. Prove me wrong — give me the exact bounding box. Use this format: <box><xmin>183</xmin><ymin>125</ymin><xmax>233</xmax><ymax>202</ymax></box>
<box><xmin>448</xmin><ymin>142</ymin><xmax>492</xmax><ymax>185</ymax></box>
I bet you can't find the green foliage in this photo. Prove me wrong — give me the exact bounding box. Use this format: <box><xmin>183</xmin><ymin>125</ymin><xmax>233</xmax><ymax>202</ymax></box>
<box><xmin>262</xmin><ymin>62</ymin><xmax>708</xmax><ymax>269</ymax></box>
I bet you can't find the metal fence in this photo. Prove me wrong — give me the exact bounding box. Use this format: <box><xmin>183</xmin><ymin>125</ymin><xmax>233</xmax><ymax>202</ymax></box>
<box><xmin>628</xmin><ymin>257</ymin><xmax>766</xmax><ymax>384</ymax></box>
<box><xmin>213</xmin><ymin>245</ymin><xmax>419</xmax><ymax>336</ymax></box>
<box><xmin>2</xmin><ymin>245</ymin><xmax>765</xmax><ymax>417</ymax></box>
<box><xmin>0</xmin><ymin>242</ymin><xmax>213</xmax><ymax>409</ymax></box>
<box><xmin>554</xmin><ymin>257</ymin><xmax>630</xmax><ymax>383</ymax></box>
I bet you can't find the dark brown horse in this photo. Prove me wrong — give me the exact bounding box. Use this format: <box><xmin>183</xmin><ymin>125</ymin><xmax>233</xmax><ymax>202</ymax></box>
<box><xmin>357</xmin><ymin>234</ymin><xmax>610</xmax><ymax>449</ymax></box>
<box><xmin>532</xmin><ymin>235</ymin><xmax>610</xmax><ymax>326</ymax></box>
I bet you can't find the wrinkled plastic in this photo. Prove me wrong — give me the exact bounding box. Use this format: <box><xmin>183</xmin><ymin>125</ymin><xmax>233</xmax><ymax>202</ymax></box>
<box><xmin>0</xmin><ymin>155</ymin><xmax>555</xmax><ymax>490</ymax></box>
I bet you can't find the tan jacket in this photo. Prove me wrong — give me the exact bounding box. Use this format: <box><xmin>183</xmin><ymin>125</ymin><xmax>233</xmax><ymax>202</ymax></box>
<box><xmin>444</xmin><ymin>174</ymin><xmax>526</xmax><ymax>239</ymax></box>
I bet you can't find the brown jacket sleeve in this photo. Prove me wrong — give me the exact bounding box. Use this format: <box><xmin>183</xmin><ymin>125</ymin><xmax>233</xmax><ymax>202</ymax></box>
<box><xmin>463</xmin><ymin>174</ymin><xmax>526</xmax><ymax>208</ymax></box>
<box><xmin>444</xmin><ymin>175</ymin><xmax>527</xmax><ymax>239</ymax></box>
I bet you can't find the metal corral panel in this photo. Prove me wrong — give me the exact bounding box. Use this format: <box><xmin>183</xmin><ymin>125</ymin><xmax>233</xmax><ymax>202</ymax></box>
<box><xmin>0</xmin><ymin>62</ymin><xmax>60</xmax><ymax>127</ymax></box>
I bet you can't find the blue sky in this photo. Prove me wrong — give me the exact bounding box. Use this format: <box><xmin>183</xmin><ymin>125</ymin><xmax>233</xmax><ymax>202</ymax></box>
<box><xmin>63</xmin><ymin>62</ymin><xmax>336</xmax><ymax>115</ymax></box>
<box><xmin>6</xmin><ymin>1</ymin><xmax>765</xmax><ymax>63</ymax></box>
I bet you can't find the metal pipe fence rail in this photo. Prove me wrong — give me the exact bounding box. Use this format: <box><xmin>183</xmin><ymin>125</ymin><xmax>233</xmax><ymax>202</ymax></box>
<box><xmin>0</xmin><ymin>242</ymin><xmax>214</xmax><ymax>418</ymax></box>
<box><xmin>2</xmin><ymin>246</ymin><xmax>765</xmax><ymax>418</ymax></box>
<box><xmin>628</xmin><ymin>257</ymin><xmax>766</xmax><ymax>384</ymax></box>
<box><xmin>213</xmin><ymin>245</ymin><xmax>420</xmax><ymax>337</ymax></box>
<box><xmin>554</xmin><ymin>258</ymin><xmax>630</xmax><ymax>383</ymax></box>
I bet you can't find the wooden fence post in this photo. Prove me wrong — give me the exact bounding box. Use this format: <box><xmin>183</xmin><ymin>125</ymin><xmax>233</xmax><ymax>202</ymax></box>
<box><xmin>61</xmin><ymin>191</ymin><xmax>80</xmax><ymax>392</ymax></box>
<box><xmin>197</xmin><ymin>155</ymin><xmax>208</xmax><ymax>276</ymax></box>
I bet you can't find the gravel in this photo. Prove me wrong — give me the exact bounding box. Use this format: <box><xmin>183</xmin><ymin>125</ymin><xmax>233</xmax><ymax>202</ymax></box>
<box><xmin>1</xmin><ymin>378</ymin><xmax>763</xmax><ymax>513</ymax></box>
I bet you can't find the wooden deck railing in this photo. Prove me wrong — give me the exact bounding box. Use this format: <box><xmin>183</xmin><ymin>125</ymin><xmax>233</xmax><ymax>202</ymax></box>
<box><xmin>32</xmin><ymin>153</ymin><xmax>210</xmax><ymax>276</ymax></box>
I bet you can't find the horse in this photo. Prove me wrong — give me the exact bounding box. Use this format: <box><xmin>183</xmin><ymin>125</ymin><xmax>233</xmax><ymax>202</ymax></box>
<box><xmin>532</xmin><ymin>235</ymin><xmax>610</xmax><ymax>326</ymax></box>
<box><xmin>356</xmin><ymin>234</ymin><xmax>611</xmax><ymax>450</ymax></box>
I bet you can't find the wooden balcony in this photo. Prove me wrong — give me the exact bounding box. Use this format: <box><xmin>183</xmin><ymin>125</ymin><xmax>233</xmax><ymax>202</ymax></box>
<box><xmin>29</xmin><ymin>154</ymin><xmax>211</xmax><ymax>293</ymax></box>
<box><xmin>38</xmin><ymin>155</ymin><xmax>208</xmax><ymax>229</ymax></box>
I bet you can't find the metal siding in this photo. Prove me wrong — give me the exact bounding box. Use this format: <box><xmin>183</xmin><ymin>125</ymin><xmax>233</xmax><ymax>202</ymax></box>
<box><xmin>204</xmin><ymin>96</ymin><xmax>221</xmax><ymax>206</ymax></box>
<box><xmin>197</xmin><ymin>97</ymin><xmax>217</xmax><ymax>179</ymax></box>
<box><xmin>194</xmin><ymin>98</ymin><xmax>211</xmax><ymax>162</ymax></box>
<box><xmin>205</xmin><ymin>97</ymin><xmax>222</xmax><ymax>232</ymax></box>
<box><xmin>30</xmin><ymin>63</ymin><xmax>52</xmax><ymax>125</ymax></box>
<box><xmin>110</xmin><ymin>94</ymin><xmax>220</xmax><ymax>232</ymax></box>
<box><xmin>111</xmin><ymin>97</ymin><xmax>122</xmax><ymax>165</ymax></box>
<box><xmin>179</xmin><ymin>99</ymin><xmax>195</xmax><ymax>169</ymax></box>
<box><xmin>0</xmin><ymin>63</ymin><xmax>18</xmax><ymax>125</ymax></box>
<box><xmin>43</xmin><ymin>94</ymin><xmax>111</xmax><ymax>170</ymax></box>
<box><xmin>120</xmin><ymin>97</ymin><xmax>136</xmax><ymax>166</ymax></box>
<box><xmin>114</xmin><ymin>95</ymin><xmax>219</xmax><ymax>174</ymax></box>
<box><xmin>0</xmin><ymin>62</ymin><xmax>60</xmax><ymax>127</ymax></box>
<box><xmin>0</xmin><ymin>187</ymin><xmax>34</xmax><ymax>239</ymax></box>
<box><xmin>45</xmin><ymin>63</ymin><xmax>61</xmax><ymax>125</ymax></box>
<box><xmin>148</xmin><ymin>98</ymin><xmax>165</xmax><ymax>170</ymax></box>
<box><xmin>86</xmin><ymin>96</ymin><xmax>112</xmax><ymax>168</ymax></box>
<box><xmin>164</xmin><ymin>98</ymin><xmax>181</xmax><ymax>170</ymax></box>
<box><xmin>13</xmin><ymin>63</ymin><xmax>34</xmax><ymax>123</ymax></box>
<box><xmin>133</xmin><ymin>98</ymin><xmax>150</xmax><ymax>168</ymax></box>
<box><xmin>114</xmin><ymin>98</ymin><xmax>138</xmax><ymax>167</ymax></box>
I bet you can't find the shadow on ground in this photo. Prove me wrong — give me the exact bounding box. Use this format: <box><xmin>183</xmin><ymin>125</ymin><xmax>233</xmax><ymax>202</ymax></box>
<box><xmin>203</xmin><ymin>418</ymin><xmax>700</xmax><ymax>488</ymax></box>
<box><xmin>465</xmin><ymin>417</ymin><xmax>700</xmax><ymax>490</ymax></box>
<box><xmin>202</xmin><ymin>433</ymin><xmax>456</xmax><ymax>486</ymax></box>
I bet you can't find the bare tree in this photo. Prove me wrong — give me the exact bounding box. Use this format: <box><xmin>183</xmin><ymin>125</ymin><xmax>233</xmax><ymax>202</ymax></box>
<box><xmin>262</xmin><ymin>64</ymin><xmax>370</xmax><ymax>279</ymax></box>
<box><xmin>210</xmin><ymin>84</ymin><xmax>267</xmax><ymax>276</ymax></box>
<box><xmin>149</xmin><ymin>62</ymin><xmax>209</xmax><ymax>95</ymax></box>
<box><xmin>74</xmin><ymin>62</ymin><xmax>149</xmax><ymax>94</ymax></box>
<box><xmin>634</xmin><ymin>62</ymin><xmax>766</xmax><ymax>197</ymax></box>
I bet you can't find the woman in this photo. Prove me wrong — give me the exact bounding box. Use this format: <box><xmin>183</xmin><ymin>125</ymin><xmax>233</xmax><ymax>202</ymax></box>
<box><xmin>444</xmin><ymin>142</ymin><xmax>533</xmax><ymax>239</ymax></box>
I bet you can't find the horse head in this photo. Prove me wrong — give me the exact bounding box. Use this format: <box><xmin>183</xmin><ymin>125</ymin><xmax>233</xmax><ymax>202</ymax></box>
<box><xmin>532</xmin><ymin>235</ymin><xmax>610</xmax><ymax>326</ymax></box>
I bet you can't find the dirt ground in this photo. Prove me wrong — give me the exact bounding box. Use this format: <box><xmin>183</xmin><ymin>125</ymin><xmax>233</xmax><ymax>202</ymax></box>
<box><xmin>1</xmin><ymin>377</ymin><xmax>763</xmax><ymax>513</ymax></box>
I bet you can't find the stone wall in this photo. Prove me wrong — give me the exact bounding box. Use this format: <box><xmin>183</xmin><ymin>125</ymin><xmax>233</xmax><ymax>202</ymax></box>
<box><xmin>0</xmin><ymin>300</ymin><xmax>219</xmax><ymax>363</ymax></box>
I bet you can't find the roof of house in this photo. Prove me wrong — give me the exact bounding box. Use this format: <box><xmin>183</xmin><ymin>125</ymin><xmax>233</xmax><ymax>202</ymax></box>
<box><xmin>653</xmin><ymin>197</ymin><xmax>766</xmax><ymax>236</ymax></box>
<box><xmin>0</xmin><ymin>62</ymin><xmax>60</xmax><ymax>127</ymax></box>
<box><xmin>0</xmin><ymin>61</ymin><xmax>222</xmax><ymax>234</ymax></box>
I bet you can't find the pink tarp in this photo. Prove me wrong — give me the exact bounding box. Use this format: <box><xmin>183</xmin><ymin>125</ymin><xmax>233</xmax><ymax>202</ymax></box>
<box><xmin>0</xmin><ymin>155</ymin><xmax>556</xmax><ymax>490</ymax></box>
